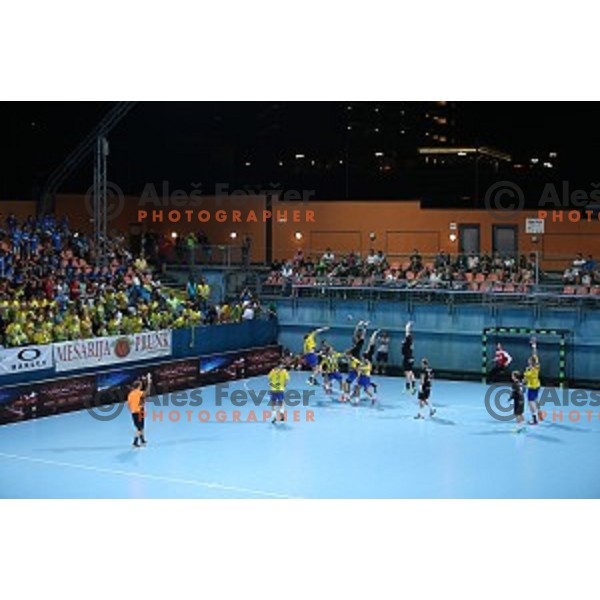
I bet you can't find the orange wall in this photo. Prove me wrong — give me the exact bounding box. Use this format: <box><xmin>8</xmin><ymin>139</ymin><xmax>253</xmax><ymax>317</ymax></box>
<box><xmin>44</xmin><ymin>195</ymin><xmax>600</xmax><ymax>269</ymax></box>
<box><xmin>271</xmin><ymin>199</ymin><xmax>600</xmax><ymax>267</ymax></box>
<box><xmin>0</xmin><ymin>200</ymin><xmax>38</xmax><ymax>223</ymax></box>
<box><xmin>54</xmin><ymin>193</ymin><xmax>269</xmax><ymax>253</ymax></box>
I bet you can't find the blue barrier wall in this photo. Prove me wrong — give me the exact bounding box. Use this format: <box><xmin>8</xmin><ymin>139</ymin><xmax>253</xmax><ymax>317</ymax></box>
<box><xmin>0</xmin><ymin>319</ymin><xmax>278</xmax><ymax>388</ymax></box>
<box><xmin>275</xmin><ymin>298</ymin><xmax>600</xmax><ymax>385</ymax></box>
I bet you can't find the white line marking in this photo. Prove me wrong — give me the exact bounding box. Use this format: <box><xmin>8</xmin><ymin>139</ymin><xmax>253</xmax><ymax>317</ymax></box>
<box><xmin>0</xmin><ymin>451</ymin><xmax>292</xmax><ymax>499</ymax></box>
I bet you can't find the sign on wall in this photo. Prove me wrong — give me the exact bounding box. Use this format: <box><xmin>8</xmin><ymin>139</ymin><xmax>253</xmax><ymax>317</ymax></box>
<box><xmin>525</xmin><ymin>218</ymin><xmax>545</xmax><ymax>234</ymax></box>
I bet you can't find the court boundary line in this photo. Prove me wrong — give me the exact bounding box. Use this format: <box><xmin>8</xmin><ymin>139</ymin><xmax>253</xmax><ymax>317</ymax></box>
<box><xmin>0</xmin><ymin>451</ymin><xmax>293</xmax><ymax>499</ymax></box>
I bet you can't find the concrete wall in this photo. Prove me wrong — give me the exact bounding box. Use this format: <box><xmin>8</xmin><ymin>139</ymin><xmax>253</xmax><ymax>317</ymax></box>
<box><xmin>275</xmin><ymin>298</ymin><xmax>600</xmax><ymax>385</ymax></box>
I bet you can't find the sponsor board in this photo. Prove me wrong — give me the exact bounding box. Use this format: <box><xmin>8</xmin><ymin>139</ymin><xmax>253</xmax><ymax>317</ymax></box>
<box><xmin>53</xmin><ymin>330</ymin><xmax>172</xmax><ymax>372</ymax></box>
<box><xmin>199</xmin><ymin>345</ymin><xmax>282</xmax><ymax>385</ymax></box>
<box><xmin>0</xmin><ymin>346</ymin><xmax>281</xmax><ymax>425</ymax></box>
<box><xmin>0</xmin><ymin>345</ymin><xmax>54</xmax><ymax>376</ymax></box>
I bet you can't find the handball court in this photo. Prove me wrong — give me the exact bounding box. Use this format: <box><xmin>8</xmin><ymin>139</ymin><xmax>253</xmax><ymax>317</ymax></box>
<box><xmin>1</xmin><ymin>373</ymin><xmax>599</xmax><ymax>499</ymax></box>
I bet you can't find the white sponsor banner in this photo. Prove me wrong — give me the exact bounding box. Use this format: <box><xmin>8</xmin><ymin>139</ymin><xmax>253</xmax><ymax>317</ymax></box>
<box><xmin>0</xmin><ymin>345</ymin><xmax>54</xmax><ymax>375</ymax></box>
<box><xmin>53</xmin><ymin>330</ymin><xmax>172</xmax><ymax>372</ymax></box>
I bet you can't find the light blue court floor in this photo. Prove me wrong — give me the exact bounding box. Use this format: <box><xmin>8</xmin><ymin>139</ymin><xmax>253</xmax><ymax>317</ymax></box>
<box><xmin>1</xmin><ymin>373</ymin><xmax>599</xmax><ymax>498</ymax></box>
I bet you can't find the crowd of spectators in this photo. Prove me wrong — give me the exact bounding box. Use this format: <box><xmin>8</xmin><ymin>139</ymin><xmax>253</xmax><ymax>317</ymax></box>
<box><xmin>266</xmin><ymin>247</ymin><xmax>539</xmax><ymax>292</ymax></box>
<box><xmin>562</xmin><ymin>253</ymin><xmax>599</xmax><ymax>288</ymax></box>
<box><xmin>0</xmin><ymin>214</ymin><xmax>261</xmax><ymax>348</ymax></box>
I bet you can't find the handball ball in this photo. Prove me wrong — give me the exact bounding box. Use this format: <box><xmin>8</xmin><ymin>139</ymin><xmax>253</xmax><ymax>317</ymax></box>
<box><xmin>369</xmin><ymin>232</ymin><xmax>376</xmax><ymax>241</ymax></box>
<box><xmin>347</xmin><ymin>314</ymin><xmax>354</xmax><ymax>321</ymax></box>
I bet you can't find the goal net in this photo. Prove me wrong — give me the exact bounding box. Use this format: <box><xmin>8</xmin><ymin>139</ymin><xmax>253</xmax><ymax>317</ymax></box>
<box><xmin>482</xmin><ymin>327</ymin><xmax>570</xmax><ymax>387</ymax></box>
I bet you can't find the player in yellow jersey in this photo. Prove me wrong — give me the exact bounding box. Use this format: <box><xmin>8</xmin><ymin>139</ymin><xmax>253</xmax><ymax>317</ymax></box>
<box><xmin>341</xmin><ymin>353</ymin><xmax>361</xmax><ymax>403</ymax></box>
<box><xmin>524</xmin><ymin>337</ymin><xmax>543</xmax><ymax>425</ymax></box>
<box><xmin>320</xmin><ymin>348</ymin><xmax>344</xmax><ymax>396</ymax></box>
<box><xmin>268</xmin><ymin>362</ymin><xmax>290</xmax><ymax>424</ymax></box>
<box><xmin>352</xmin><ymin>356</ymin><xmax>377</xmax><ymax>406</ymax></box>
<box><xmin>302</xmin><ymin>327</ymin><xmax>329</xmax><ymax>385</ymax></box>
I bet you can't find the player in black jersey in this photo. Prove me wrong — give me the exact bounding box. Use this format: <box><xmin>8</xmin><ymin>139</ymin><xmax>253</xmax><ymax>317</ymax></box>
<box><xmin>363</xmin><ymin>329</ymin><xmax>380</xmax><ymax>362</ymax></box>
<box><xmin>415</xmin><ymin>358</ymin><xmax>436</xmax><ymax>419</ymax></box>
<box><xmin>511</xmin><ymin>370</ymin><xmax>526</xmax><ymax>432</ymax></box>
<box><xmin>402</xmin><ymin>321</ymin><xmax>416</xmax><ymax>395</ymax></box>
<box><xmin>349</xmin><ymin>320</ymin><xmax>369</xmax><ymax>358</ymax></box>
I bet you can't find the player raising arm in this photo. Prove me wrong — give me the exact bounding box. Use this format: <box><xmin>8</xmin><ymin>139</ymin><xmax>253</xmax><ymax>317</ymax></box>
<box><xmin>363</xmin><ymin>328</ymin><xmax>380</xmax><ymax>362</ymax></box>
<box><xmin>524</xmin><ymin>337</ymin><xmax>543</xmax><ymax>425</ymax></box>
<box><xmin>490</xmin><ymin>343</ymin><xmax>512</xmax><ymax>383</ymax></box>
<box><xmin>303</xmin><ymin>327</ymin><xmax>330</xmax><ymax>385</ymax></box>
<box><xmin>349</xmin><ymin>320</ymin><xmax>369</xmax><ymax>358</ymax></box>
<box><xmin>128</xmin><ymin>373</ymin><xmax>152</xmax><ymax>448</ymax></box>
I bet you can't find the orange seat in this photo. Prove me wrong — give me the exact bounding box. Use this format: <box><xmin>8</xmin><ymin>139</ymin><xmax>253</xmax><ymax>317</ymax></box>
<box><xmin>562</xmin><ymin>286</ymin><xmax>575</xmax><ymax>295</ymax></box>
<box><xmin>475</xmin><ymin>273</ymin><xmax>486</xmax><ymax>283</ymax></box>
<box><xmin>576</xmin><ymin>286</ymin><xmax>590</xmax><ymax>295</ymax></box>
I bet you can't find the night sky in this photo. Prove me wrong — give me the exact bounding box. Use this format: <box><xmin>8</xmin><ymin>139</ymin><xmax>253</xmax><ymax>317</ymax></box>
<box><xmin>3</xmin><ymin>101</ymin><xmax>600</xmax><ymax>201</ymax></box>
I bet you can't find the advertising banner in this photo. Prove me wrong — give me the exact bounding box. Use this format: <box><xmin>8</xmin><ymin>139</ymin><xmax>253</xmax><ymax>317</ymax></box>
<box><xmin>0</xmin><ymin>345</ymin><xmax>54</xmax><ymax>376</ymax></box>
<box><xmin>0</xmin><ymin>345</ymin><xmax>280</xmax><ymax>426</ymax></box>
<box><xmin>53</xmin><ymin>330</ymin><xmax>172</xmax><ymax>372</ymax></box>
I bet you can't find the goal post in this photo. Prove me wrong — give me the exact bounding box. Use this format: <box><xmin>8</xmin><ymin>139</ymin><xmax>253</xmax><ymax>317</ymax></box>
<box><xmin>482</xmin><ymin>326</ymin><xmax>570</xmax><ymax>388</ymax></box>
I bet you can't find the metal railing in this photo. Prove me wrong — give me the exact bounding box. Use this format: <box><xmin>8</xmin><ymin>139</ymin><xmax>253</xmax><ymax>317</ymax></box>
<box><xmin>161</xmin><ymin>243</ymin><xmax>248</xmax><ymax>268</ymax></box>
<box><xmin>259</xmin><ymin>278</ymin><xmax>600</xmax><ymax>307</ymax></box>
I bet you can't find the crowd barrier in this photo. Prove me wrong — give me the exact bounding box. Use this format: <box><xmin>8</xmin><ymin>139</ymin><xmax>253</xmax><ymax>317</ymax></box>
<box><xmin>0</xmin><ymin>344</ymin><xmax>282</xmax><ymax>425</ymax></box>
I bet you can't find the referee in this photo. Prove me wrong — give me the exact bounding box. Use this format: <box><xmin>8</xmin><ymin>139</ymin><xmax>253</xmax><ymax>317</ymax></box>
<box><xmin>128</xmin><ymin>374</ymin><xmax>152</xmax><ymax>448</ymax></box>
